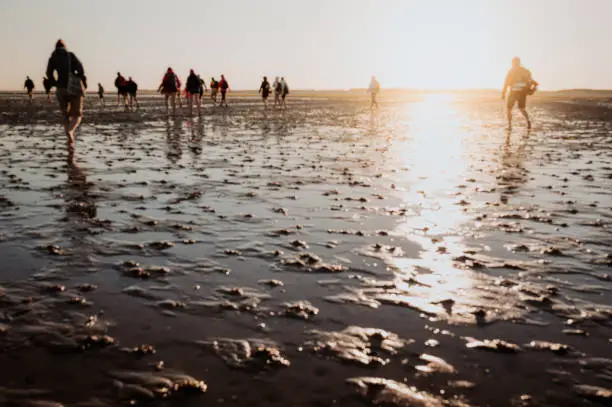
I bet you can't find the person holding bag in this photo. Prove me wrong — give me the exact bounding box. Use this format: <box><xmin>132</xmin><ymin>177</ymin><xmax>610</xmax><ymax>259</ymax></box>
<box><xmin>46</xmin><ymin>39</ymin><xmax>87</xmax><ymax>147</ymax></box>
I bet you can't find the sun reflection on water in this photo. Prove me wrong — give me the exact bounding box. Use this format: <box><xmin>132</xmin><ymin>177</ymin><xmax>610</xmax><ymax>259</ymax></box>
<box><xmin>381</xmin><ymin>94</ymin><xmax>491</xmax><ymax>321</ymax></box>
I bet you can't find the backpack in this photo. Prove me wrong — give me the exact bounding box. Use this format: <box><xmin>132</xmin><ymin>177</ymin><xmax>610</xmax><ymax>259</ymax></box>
<box><xmin>164</xmin><ymin>72</ymin><xmax>177</xmax><ymax>88</ymax></box>
<box><xmin>220</xmin><ymin>80</ymin><xmax>229</xmax><ymax>90</ymax></box>
<box><xmin>275</xmin><ymin>82</ymin><xmax>282</xmax><ymax>92</ymax></box>
<box><xmin>283</xmin><ymin>83</ymin><xmax>289</xmax><ymax>95</ymax></box>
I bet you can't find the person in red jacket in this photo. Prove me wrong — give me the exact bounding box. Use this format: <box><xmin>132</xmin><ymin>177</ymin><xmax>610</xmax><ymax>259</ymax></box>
<box><xmin>218</xmin><ymin>74</ymin><xmax>229</xmax><ymax>108</ymax></box>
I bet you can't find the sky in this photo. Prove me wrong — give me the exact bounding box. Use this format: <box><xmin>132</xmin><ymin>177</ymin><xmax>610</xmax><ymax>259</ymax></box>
<box><xmin>0</xmin><ymin>0</ymin><xmax>609</xmax><ymax>91</ymax></box>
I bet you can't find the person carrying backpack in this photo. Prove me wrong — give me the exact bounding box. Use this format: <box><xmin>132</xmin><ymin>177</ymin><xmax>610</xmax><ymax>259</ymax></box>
<box><xmin>210</xmin><ymin>77</ymin><xmax>219</xmax><ymax>105</ymax></box>
<box><xmin>186</xmin><ymin>69</ymin><xmax>203</xmax><ymax>116</ymax></box>
<box><xmin>158</xmin><ymin>67</ymin><xmax>179</xmax><ymax>115</ymax></box>
<box><xmin>114</xmin><ymin>72</ymin><xmax>128</xmax><ymax>106</ymax></box>
<box><xmin>280</xmin><ymin>77</ymin><xmax>289</xmax><ymax>108</ymax></box>
<box><xmin>43</xmin><ymin>76</ymin><xmax>52</xmax><ymax>102</ymax></box>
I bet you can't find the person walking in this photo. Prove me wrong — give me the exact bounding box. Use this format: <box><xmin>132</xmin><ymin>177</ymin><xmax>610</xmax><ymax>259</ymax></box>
<box><xmin>259</xmin><ymin>76</ymin><xmax>271</xmax><ymax>109</ymax></box>
<box><xmin>186</xmin><ymin>69</ymin><xmax>203</xmax><ymax>116</ymax></box>
<box><xmin>502</xmin><ymin>57</ymin><xmax>538</xmax><ymax>130</ymax></box>
<box><xmin>368</xmin><ymin>75</ymin><xmax>380</xmax><ymax>109</ymax></box>
<box><xmin>24</xmin><ymin>76</ymin><xmax>35</xmax><ymax>104</ymax></box>
<box><xmin>97</xmin><ymin>83</ymin><xmax>105</xmax><ymax>106</ymax></box>
<box><xmin>126</xmin><ymin>77</ymin><xmax>139</xmax><ymax>110</ymax></box>
<box><xmin>43</xmin><ymin>77</ymin><xmax>52</xmax><ymax>102</ymax></box>
<box><xmin>218</xmin><ymin>74</ymin><xmax>229</xmax><ymax>108</ymax></box>
<box><xmin>210</xmin><ymin>77</ymin><xmax>219</xmax><ymax>105</ymax></box>
<box><xmin>273</xmin><ymin>77</ymin><xmax>281</xmax><ymax>108</ymax></box>
<box><xmin>280</xmin><ymin>77</ymin><xmax>289</xmax><ymax>109</ymax></box>
<box><xmin>45</xmin><ymin>39</ymin><xmax>87</xmax><ymax>152</ymax></box>
<box><xmin>158</xmin><ymin>67</ymin><xmax>179</xmax><ymax>116</ymax></box>
<box><xmin>114</xmin><ymin>72</ymin><xmax>128</xmax><ymax>106</ymax></box>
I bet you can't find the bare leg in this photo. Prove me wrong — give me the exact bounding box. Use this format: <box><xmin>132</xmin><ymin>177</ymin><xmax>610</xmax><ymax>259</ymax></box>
<box><xmin>519</xmin><ymin>108</ymin><xmax>530</xmax><ymax>129</ymax></box>
<box><xmin>188</xmin><ymin>94</ymin><xmax>194</xmax><ymax>117</ymax></box>
<box><xmin>170</xmin><ymin>93</ymin><xmax>176</xmax><ymax>116</ymax></box>
<box><xmin>164</xmin><ymin>94</ymin><xmax>170</xmax><ymax>115</ymax></box>
<box><xmin>197</xmin><ymin>94</ymin><xmax>202</xmax><ymax>115</ymax></box>
<box><xmin>506</xmin><ymin>107</ymin><xmax>513</xmax><ymax>130</ymax></box>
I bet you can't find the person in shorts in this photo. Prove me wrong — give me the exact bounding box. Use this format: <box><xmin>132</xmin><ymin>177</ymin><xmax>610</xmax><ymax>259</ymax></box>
<box><xmin>210</xmin><ymin>77</ymin><xmax>219</xmax><ymax>105</ymax></box>
<box><xmin>158</xmin><ymin>67</ymin><xmax>179</xmax><ymax>115</ymax></box>
<box><xmin>24</xmin><ymin>76</ymin><xmax>35</xmax><ymax>104</ymax></box>
<box><xmin>45</xmin><ymin>39</ymin><xmax>87</xmax><ymax>152</ymax></box>
<box><xmin>502</xmin><ymin>57</ymin><xmax>538</xmax><ymax>130</ymax></box>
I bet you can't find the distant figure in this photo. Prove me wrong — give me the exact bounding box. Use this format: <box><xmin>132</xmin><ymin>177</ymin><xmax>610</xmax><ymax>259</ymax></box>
<box><xmin>210</xmin><ymin>77</ymin><xmax>219</xmax><ymax>105</ymax></box>
<box><xmin>24</xmin><ymin>76</ymin><xmax>35</xmax><ymax>104</ymax></box>
<box><xmin>176</xmin><ymin>75</ymin><xmax>183</xmax><ymax>108</ymax></box>
<box><xmin>114</xmin><ymin>72</ymin><xmax>128</xmax><ymax>106</ymax></box>
<box><xmin>186</xmin><ymin>69</ymin><xmax>203</xmax><ymax>116</ymax></box>
<box><xmin>273</xmin><ymin>77</ymin><xmax>281</xmax><ymax>108</ymax></box>
<box><xmin>126</xmin><ymin>77</ymin><xmax>138</xmax><ymax>110</ymax></box>
<box><xmin>280</xmin><ymin>77</ymin><xmax>289</xmax><ymax>108</ymax></box>
<box><xmin>43</xmin><ymin>77</ymin><xmax>52</xmax><ymax>102</ymax></box>
<box><xmin>368</xmin><ymin>76</ymin><xmax>380</xmax><ymax>109</ymax></box>
<box><xmin>259</xmin><ymin>76</ymin><xmax>271</xmax><ymax>109</ymax></box>
<box><xmin>219</xmin><ymin>75</ymin><xmax>229</xmax><ymax>107</ymax></box>
<box><xmin>198</xmin><ymin>75</ymin><xmax>207</xmax><ymax>104</ymax></box>
<box><xmin>97</xmin><ymin>83</ymin><xmax>105</xmax><ymax>106</ymax></box>
<box><xmin>158</xmin><ymin>67</ymin><xmax>179</xmax><ymax>115</ymax></box>
<box><xmin>45</xmin><ymin>39</ymin><xmax>87</xmax><ymax>154</ymax></box>
<box><xmin>502</xmin><ymin>57</ymin><xmax>538</xmax><ymax>130</ymax></box>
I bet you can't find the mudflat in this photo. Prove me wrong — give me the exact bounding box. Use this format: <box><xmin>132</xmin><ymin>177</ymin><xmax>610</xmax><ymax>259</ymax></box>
<box><xmin>0</xmin><ymin>91</ymin><xmax>610</xmax><ymax>406</ymax></box>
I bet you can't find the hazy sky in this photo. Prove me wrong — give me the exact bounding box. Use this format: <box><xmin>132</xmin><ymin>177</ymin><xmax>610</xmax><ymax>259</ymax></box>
<box><xmin>0</xmin><ymin>0</ymin><xmax>608</xmax><ymax>90</ymax></box>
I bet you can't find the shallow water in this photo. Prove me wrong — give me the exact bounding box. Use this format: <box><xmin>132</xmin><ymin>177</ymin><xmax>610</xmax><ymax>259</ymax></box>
<box><xmin>0</xmin><ymin>94</ymin><xmax>610</xmax><ymax>406</ymax></box>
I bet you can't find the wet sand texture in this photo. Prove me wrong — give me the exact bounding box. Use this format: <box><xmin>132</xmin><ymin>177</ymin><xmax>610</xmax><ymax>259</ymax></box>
<box><xmin>0</xmin><ymin>92</ymin><xmax>611</xmax><ymax>406</ymax></box>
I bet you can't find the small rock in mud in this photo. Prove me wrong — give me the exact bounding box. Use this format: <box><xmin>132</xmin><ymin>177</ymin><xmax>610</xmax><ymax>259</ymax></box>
<box><xmin>129</xmin><ymin>344</ymin><xmax>156</xmax><ymax>356</ymax></box>
<box><xmin>224</xmin><ymin>249</ymin><xmax>241</xmax><ymax>256</ymax></box>
<box><xmin>198</xmin><ymin>338</ymin><xmax>290</xmax><ymax>370</ymax></box>
<box><xmin>306</xmin><ymin>326</ymin><xmax>408</xmax><ymax>367</ymax></box>
<box><xmin>574</xmin><ymin>384</ymin><xmax>611</xmax><ymax>400</ymax></box>
<box><xmin>525</xmin><ymin>340</ymin><xmax>572</xmax><ymax>355</ymax></box>
<box><xmin>415</xmin><ymin>353</ymin><xmax>456</xmax><ymax>374</ymax></box>
<box><xmin>347</xmin><ymin>377</ymin><xmax>449</xmax><ymax>407</ymax></box>
<box><xmin>465</xmin><ymin>338</ymin><xmax>521</xmax><ymax>353</ymax></box>
<box><xmin>46</xmin><ymin>244</ymin><xmax>64</xmax><ymax>255</ymax></box>
<box><xmin>79</xmin><ymin>334</ymin><xmax>115</xmax><ymax>350</ymax></box>
<box><xmin>258</xmin><ymin>279</ymin><xmax>284</xmax><ymax>287</ymax></box>
<box><xmin>284</xmin><ymin>301</ymin><xmax>319</xmax><ymax>320</ymax></box>
<box><xmin>148</xmin><ymin>241</ymin><xmax>175</xmax><ymax>250</ymax></box>
<box><xmin>290</xmin><ymin>239</ymin><xmax>309</xmax><ymax>249</ymax></box>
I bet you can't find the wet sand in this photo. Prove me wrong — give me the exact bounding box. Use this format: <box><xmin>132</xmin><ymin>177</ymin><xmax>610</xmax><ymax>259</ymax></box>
<box><xmin>0</xmin><ymin>92</ymin><xmax>610</xmax><ymax>406</ymax></box>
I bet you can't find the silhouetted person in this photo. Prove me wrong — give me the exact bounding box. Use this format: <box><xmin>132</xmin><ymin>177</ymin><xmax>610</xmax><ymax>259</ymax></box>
<box><xmin>114</xmin><ymin>72</ymin><xmax>128</xmax><ymax>106</ymax></box>
<box><xmin>259</xmin><ymin>76</ymin><xmax>271</xmax><ymax>109</ymax></box>
<box><xmin>198</xmin><ymin>75</ymin><xmax>207</xmax><ymax>104</ymax></box>
<box><xmin>97</xmin><ymin>83</ymin><xmax>105</xmax><ymax>106</ymax></box>
<box><xmin>46</xmin><ymin>39</ymin><xmax>87</xmax><ymax>152</ymax></box>
<box><xmin>185</xmin><ymin>69</ymin><xmax>203</xmax><ymax>116</ymax></box>
<box><xmin>219</xmin><ymin>75</ymin><xmax>229</xmax><ymax>107</ymax></box>
<box><xmin>158</xmin><ymin>67</ymin><xmax>179</xmax><ymax>115</ymax></box>
<box><xmin>43</xmin><ymin>77</ymin><xmax>52</xmax><ymax>102</ymax></box>
<box><xmin>210</xmin><ymin>77</ymin><xmax>219</xmax><ymax>105</ymax></box>
<box><xmin>24</xmin><ymin>76</ymin><xmax>35</xmax><ymax>104</ymax></box>
<box><xmin>368</xmin><ymin>75</ymin><xmax>380</xmax><ymax>109</ymax></box>
<box><xmin>273</xmin><ymin>77</ymin><xmax>281</xmax><ymax>108</ymax></box>
<box><xmin>502</xmin><ymin>57</ymin><xmax>538</xmax><ymax>130</ymax></box>
<box><xmin>126</xmin><ymin>77</ymin><xmax>138</xmax><ymax>110</ymax></box>
<box><xmin>280</xmin><ymin>77</ymin><xmax>289</xmax><ymax>109</ymax></box>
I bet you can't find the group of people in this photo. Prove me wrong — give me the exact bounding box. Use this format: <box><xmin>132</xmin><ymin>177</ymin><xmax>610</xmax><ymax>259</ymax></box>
<box><xmin>23</xmin><ymin>76</ymin><xmax>54</xmax><ymax>104</ymax></box>
<box><xmin>112</xmin><ymin>73</ymin><xmax>138</xmax><ymax>109</ymax></box>
<box><xmin>39</xmin><ymin>38</ymin><xmax>538</xmax><ymax>164</ymax></box>
<box><xmin>258</xmin><ymin>76</ymin><xmax>290</xmax><ymax>109</ymax></box>
<box><xmin>157</xmin><ymin>68</ymin><xmax>231</xmax><ymax>116</ymax></box>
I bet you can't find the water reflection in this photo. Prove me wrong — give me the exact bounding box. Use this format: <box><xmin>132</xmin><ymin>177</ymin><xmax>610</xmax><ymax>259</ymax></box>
<box><xmin>165</xmin><ymin>118</ymin><xmax>184</xmax><ymax>164</ymax></box>
<box><xmin>380</xmin><ymin>95</ymin><xmax>516</xmax><ymax>322</ymax></box>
